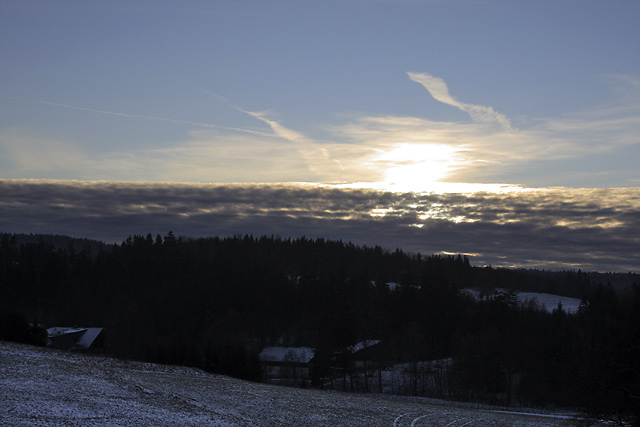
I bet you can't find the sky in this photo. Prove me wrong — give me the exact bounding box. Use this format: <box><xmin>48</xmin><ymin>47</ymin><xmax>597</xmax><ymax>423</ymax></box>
<box><xmin>1</xmin><ymin>0</ymin><xmax>639</xmax><ymax>272</ymax></box>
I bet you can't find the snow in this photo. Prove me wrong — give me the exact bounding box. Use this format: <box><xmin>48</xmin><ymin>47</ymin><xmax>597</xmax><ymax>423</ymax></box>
<box><xmin>516</xmin><ymin>292</ymin><xmax>581</xmax><ymax>314</ymax></box>
<box><xmin>370</xmin><ymin>281</ymin><xmax>402</xmax><ymax>290</ymax></box>
<box><xmin>1</xmin><ymin>341</ymin><xmax>594</xmax><ymax>426</ymax></box>
<box><xmin>347</xmin><ymin>340</ymin><xmax>381</xmax><ymax>353</ymax></box>
<box><xmin>484</xmin><ymin>410</ymin><xmax>579</xmax><ymax>420</ymax></box>
<box><xmin>461</xmin><ymin>289</ymin><xmax>582</xmax><ymax>314</ymax></box>
<box><xmin>46</xmin><ymin>327</ymin><xmax>87</xmax><ymax>337</ymax></box>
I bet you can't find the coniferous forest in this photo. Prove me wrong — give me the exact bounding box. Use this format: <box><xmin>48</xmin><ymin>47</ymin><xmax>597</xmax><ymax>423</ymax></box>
<box><xmin>1</xmin><ymin>232</ymin><xmax>638</xmax><ymax>425</ymax></box>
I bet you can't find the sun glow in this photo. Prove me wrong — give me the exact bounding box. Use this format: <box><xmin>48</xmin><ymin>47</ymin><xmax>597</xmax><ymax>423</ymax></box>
<box><xmin>330</xmin><ymin>140</ymin><xmax>526</xmax><ymax>194</ymax></box>
<box><xmin>370</xmin><ymin>143</ymin><xmax>462</xmax><ymax>192</ymax></box>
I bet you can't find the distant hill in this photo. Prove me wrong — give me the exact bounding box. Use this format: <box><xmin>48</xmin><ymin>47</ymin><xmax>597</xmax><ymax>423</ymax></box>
<box><xmin>3</xmin><ymin>232</ymin><xmax>638</xmax><ymax>292</ymax></box>
<box><xmin>585</xmin><ymin>271</ymin><xmax>640</xmax><ymax>291</ymax></box>
<box><xmin>6</xmin><ymin>232</ymin><xmax>107</xmax><ymax>255</ymax></box>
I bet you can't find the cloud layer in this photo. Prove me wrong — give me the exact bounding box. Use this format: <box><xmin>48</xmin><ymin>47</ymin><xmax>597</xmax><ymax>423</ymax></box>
<box><xmin>1</xmin><ymin>180</ymin><xmax>638</xmax><ymax>272</ymax></box>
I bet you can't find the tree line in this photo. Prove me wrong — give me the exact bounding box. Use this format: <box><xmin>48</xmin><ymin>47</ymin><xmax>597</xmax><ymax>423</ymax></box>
<box><xmin>0</xmin><ymin>232</ymin><xmax>638</xmax><ymax>425</ymax></box>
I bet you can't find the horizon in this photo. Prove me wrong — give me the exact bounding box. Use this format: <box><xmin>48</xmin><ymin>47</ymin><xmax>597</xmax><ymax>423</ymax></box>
<box><xmin>7</xmin><ymin>227</ymin><xmax>640</xmax><ymax>279</ymax></box>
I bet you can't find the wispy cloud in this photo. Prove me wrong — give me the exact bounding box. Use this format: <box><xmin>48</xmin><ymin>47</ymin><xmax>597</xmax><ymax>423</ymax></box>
<box><xmin>239</xmin><ymin>109</ymin><xmax>312</xmax><ymax>144</ymax></box>
<box><xmin>407</xmin><ymin>71</ymin><xmax>512</xmax><ymax>129</ymax></box>
<box><xmin>238</xmin><ymin>108</ymin><xmax>362</xmax><ymax>183</ymax></box>
<box><xmin>0</xmin><ymin>127</ymin><xmax>313</xmax><ymax>182</ymax></box>
<box><xmin>12</xmin><ymin>98</ymin><xmax>271</xmax><ymax>136</ymax></box>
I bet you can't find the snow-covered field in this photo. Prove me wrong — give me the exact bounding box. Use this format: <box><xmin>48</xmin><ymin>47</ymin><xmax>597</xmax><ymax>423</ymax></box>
<box><xmin>1</xmin><ymin>341</ymin><xmax>590</xmax><ymax>426</ymax></box>
<box><xmin>462</xmin><ymin>289</ymin><xmax>582</xmax><ymax>314</ymax></box>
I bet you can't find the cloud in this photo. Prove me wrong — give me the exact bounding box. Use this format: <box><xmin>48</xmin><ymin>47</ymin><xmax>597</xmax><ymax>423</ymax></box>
<box><xmin>0</xmin><ymin>130</ymin><xmax>87</xmax><ymax>173</ymax></box>
<box><xmin>407</xmin><ymin>72</ymin><xmax>512</xmax><ymax>129</ymax></box>
<box><xmin>1</xmin><ymin>180</ymin><xmax>638</xmax><ymax>272</ymax></box>
<box><xmin>5</xmin><ymin>73</ymin><xmax>639</xmax><ymax>189</ymax></box>
<box><xmin>0</xmin><ymin>124</ymin><xmax>382</xmax><ymax>185</ymax></box>
<box><xmin>139</xmin><ymin>131</ymin><xmax>316</xmax><ymax>182</ymax></box>
<box><xmin>0</xmin><ymin>127</ymin><xmax>318</xmax><ymax>182</ymax></box>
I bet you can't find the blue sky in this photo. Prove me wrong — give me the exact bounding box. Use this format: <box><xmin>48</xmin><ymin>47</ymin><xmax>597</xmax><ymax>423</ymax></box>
<box><xmin>1</xmin><ymin>1</ymin><xmax>639</xmax><ymax>271</ymax></box>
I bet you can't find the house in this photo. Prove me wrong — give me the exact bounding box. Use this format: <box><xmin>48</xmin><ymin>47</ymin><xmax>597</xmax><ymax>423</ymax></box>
<box><xmin>47</xmin><ymin>327</ymin><xmax>106</xmax><ymax>352</ymax></box>
<box><xmin>259</xmin><ymin>346</ymin><xmax>315</xmax><ymax>385</ymax></box>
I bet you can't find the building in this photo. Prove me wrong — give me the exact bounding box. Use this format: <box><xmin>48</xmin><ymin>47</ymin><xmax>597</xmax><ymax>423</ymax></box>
<box><xmin>259</xmin><ymin>346</ymin><xmax>315</xmax><ymax>385</ymax></box>
<box><xmin>46</xmin><ymin>327</ymin><xmax>106</xmax><ymax>352</ymax></box>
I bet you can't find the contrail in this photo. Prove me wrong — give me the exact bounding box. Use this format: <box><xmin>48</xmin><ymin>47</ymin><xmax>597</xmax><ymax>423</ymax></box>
<box><xmin>11</xmin><ymin>98</ymin><xmax>272</xmax><ymax>136</ymax></box>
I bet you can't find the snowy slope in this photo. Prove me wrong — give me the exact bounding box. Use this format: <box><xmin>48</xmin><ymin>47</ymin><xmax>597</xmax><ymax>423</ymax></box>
<box><xmin>516</xmin><ymin>292</ymin><xmax>582</xmax><ymax>314</ymax></box>
<box><xmin>1</xmin><ymin>341</ymin><xmax>589</xmax><ymax>426</ymax></box>
<box><xmin>462</xmin><ymin>289</ymin><xmax>582</xmax><ymax>314</ymax></box>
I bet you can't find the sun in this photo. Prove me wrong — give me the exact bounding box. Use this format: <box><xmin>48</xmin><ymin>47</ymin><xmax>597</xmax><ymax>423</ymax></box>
<box><xmin>332</xmin><ymin>142</ymin><xmax>522</xmax><ymax>194</ymax></box>
<box><xmin>371</xmin><ymin>143</ymin><xmax>462</xmax><ymax>192</ymax></box>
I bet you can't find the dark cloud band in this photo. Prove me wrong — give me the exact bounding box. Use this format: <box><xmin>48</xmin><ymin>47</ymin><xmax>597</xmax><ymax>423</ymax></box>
<box><xmin>1</xmin><ymin>180</ymin><xmax>638</xmax><ymax>272</ymax></box>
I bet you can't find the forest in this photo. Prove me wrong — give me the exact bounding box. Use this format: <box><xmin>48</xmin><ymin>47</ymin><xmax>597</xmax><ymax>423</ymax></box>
<box><xmin>0</xmin><ymin>232</ymin><xmax>638</xmax><ymax>425</ymax></box>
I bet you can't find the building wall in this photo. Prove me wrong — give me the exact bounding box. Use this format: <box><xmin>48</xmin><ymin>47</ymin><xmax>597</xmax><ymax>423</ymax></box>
<box><xmin>49</xmin><ymin>331</ymin><xmax>85</xmax><ymax>350</ymax></box>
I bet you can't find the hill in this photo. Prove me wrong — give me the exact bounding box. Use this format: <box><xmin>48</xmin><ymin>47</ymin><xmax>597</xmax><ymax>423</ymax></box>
<box><xmin>1</xmin><ymin>232</ymin><xmax>638</xmax><ymax>423</ymax></box>
<box><xmin>0</xmin><ymin>341</ymin><xmax>585</xmax><ymax>426</ymax></box>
